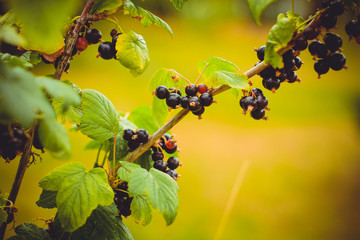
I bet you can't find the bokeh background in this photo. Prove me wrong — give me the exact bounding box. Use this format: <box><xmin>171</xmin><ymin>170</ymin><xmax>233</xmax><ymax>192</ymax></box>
<box><xmin>1</xmin><ymin>0</ymin><xmax>360</xmax><ymax>239</ymax></box>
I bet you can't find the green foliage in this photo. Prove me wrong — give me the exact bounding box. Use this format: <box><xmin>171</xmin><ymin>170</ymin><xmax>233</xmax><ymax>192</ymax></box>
<box><xmin>39</xmin><ymin>162</ymin><xmax>114</xmax><ymax>232</ymax></box>
<box><xmin>131</xmin><ymin>194</ymin><xmax>152</xmax><ymax>225</ymax></box>
<box><xmin>149</xmin><ymin>68</ymin><xmax>187</xmax><ymax>126</ymax></box>
<box><xmin>170</xmin><ymin>0</ymin><xmax>188</xmax><ymax>11</ymax></box>
<box><xmin>36</xmin><ymin>190</ymin><xmax>57</xmax><ymax>209</ymax></box>
<box><xmin>0</xmin><ymin>53</ymin><xmax>32</xmax><ymax>69</ymax></box>
<box><xmin>264</xmin><ymin>13</ymin><xmax>297</xmax><ymax>69</ymax></box>
<box><xmin>115</xmin><ymin>31</ymin><xmax>150</xmax><ymax>76</ymax></box>
<box><xmin>108</xmin><ymin>135</ymin><xmax>129</xmax><ymax>162</ymax></box>
<box><xmin>123</xmin><ymin>0</ymin><xmax>173</xmax><ymax>37</ymax></box>
<box><xmin>20</xmin><ymin>51</ymin><xmax>42</xmax><ymax>66</ymax></box>
<box><xmin>210</xmin><ymin>71</ymin><xmax>249</xmax><ymax>90</ymax></box>
<box><xmin>0</xmin><ymin>25</ymin><xmax>24</xmax><ymax>46</ymax></box>
<box><xmin>80</xmin><ymin>89</ymin><xmax>122</xmax><ymax>142</ymax></box>
<box><xmin>92</xmin><ymin>0</ymin><xmax>123</xmax><ymax>14</ymax></box>
<box><xmin>0</xmin><ymin>62</ymin><xmax>53</xmax><ymax>128</ymax></box>
<box><xmin>121</xmin><ymin>164</ymin><xmax>179</xmax><ymax>225</ymax></box>
<box><xmin>38</xmin><ymin>116</ymin><xmax>72</xmax><ymax>159</ymax></box>
<box><xmin>128</xmin><ymin>106</ymin><xmax>159</xmax><ymax>134</ymax></box>
<box><xmin>198</xmin><ymin>57</ymin><xmax>240</xmax><ymax>80</ymax></box>
<box><xmin>10</xmin><ymin>0</ymin><xmax>80</xmax><ymax>53</ymax></box>
<box><xmin>247</xmin><ymin>0</ymin><xmax>278</xmax><ymax>25</ymax></box>
<box><xmin>134</xmin><ymin>150</ymin><xmax>154</xmax><ymax>171</ymax></box>
<box><xmin>7</xmin><ymin>223</ymin><xmax>51</xmax><ymax>240</ymax></box>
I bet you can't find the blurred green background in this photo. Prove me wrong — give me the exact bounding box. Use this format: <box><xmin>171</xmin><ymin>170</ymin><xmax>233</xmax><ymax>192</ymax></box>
<box><xmin>1</xmin><ymin>0</ymin><xmax>360</xmax><ymax>239</ymax></box>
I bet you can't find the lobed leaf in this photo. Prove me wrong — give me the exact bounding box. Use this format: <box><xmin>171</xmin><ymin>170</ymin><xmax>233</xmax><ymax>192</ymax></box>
<box><xmin>264</xmin><ymin>13</ymin><xmax>297</xmax><ymax>69</ymax></box>
<box><xmin>80</xmin><ymin>89</ymin><xmax>122</xmax><ymax>142</ymax></box>
<box><xmin>210</xmin><ymin>71</ymin><xmax>249</xmax><ymax>90</ymax></box>
<box><xmin>117</xmin><ymin>161</ymin><xmax>141</xmax><ymax>182</ymax></box>
<box><xmin>247</xmin><ymin>0</ymin><xmax>278</xmax><ymax>25</ymax></box>
<box><xmin>0</xmin><ymin>53</ymin><xmax>32</xmax><ymax>69</ymax></box>
<box><xmin>92</xmin><ymin>0</ymin><xmax>123</xmax><ymax>14</ymax></box>
<box><xmin>123</xmin><ymin>0</ymin><xmax>173</xmax><ymax>37</ymax></box>
<box><xmin>7</xmin><ymin>223</ymin><xmax>51</xmax><ymax>240</ymax></box>
<box><xmin>198</xmin><ymin>57</ymin><xmax>239</xmax><ymax>81</ymax></box>
<box><xmin>128</xmin><ymin>106</ymin><xmax>158</xmax><ymax>134</ymax></box>
<box><xmin>130</xmin><ymin>194</ymin><xmax>152</xmax><ymax>225</ymax></box>
<box><xmin>36</xmin><ymin>190</ymin><xmax>57</xmax><ymax>209</ymax></box>
<box><xmin>115</xmin><ymin>31</ymin><xmax>150</xmax><ymax>76</ymax></box>
<box><xmin>134</xmin><ymin>150</ymin><xmax>154</xmax><ymax>171</ymax></box>
<box><xmin>108</xmin><ymin>135</ymin><xmax>129</xmax><ymax>162</ymax></box>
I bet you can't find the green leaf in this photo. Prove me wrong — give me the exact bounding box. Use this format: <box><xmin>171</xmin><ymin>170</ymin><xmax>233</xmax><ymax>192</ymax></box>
<box><xmin>40</xmin><ymin>162</ymin><xmax>114</xmax><ymax>232</ymax></box>
<box><xmin>287</xmin><ymin>11</ymin><xmax>306</xmax><ymax>31</ymax></box>
<box><xmin>0</xmin><ymin>63</ymin><xmax>54</xmax><ymax>128</ymax></box>
<box><xmin>115</xmin><ymin>31</ymin><xmax>150</xmax><ymax>76</ymax></box>
<box><xmin>119</xmin><ymin>116</ymin><xmax>138</xmax><ymax>130</ymax></box>
<box><xmin>36</xmin><ymin>190</ymin><xmax>57</xmax><ymax>209</ymax></box>
<box><xmin>134</xmin><ymin>150</ymin><xmax>153</xmax><ymax>171</ymax></box>
<box><xmin>0</xmin><ymin>53</ymin><xmax>33</xmax><ymax>69</ymax></box>
<box><xmin>38</xmin><ymin>116</ymin><xmax>71</xmax><ymax>159</ymax></box>
<box><xmin>128</xmin><ymin>168</ymin><xmax>179</xmax><ymax>225</ymax></box>
<box><xmin>247</xmin><ymin>0</ymin><xmax>277</xmax><ymax>25</ymax></box>
<box><xmin>84</xmin><ymin>140</ymin><xmax>103</xmax><ymax>151</ymax></box>
<box><xmin>0</xmin><ymin>25</ymin><xmax>25</xmax><ymax>46</ymax></box>
<box><xmin>92</xmin><ymin>0</ymin><xmax>123</xmax><ymax>14</ymax></box>
<box><xmin>128</xmin><ymin>106</ymin><xmax>158</xmax><ymax>134</ymax></box>
<box><xmin>8</xmin><ymin>223</ymin><xmax>51</xmax><ymax>240</ymax></box>
<box><xmin>131</xmin><ymin>194</ymin><xmax>152</xmax><ymax>225</ymax></box>
<box><xmin>149</xmin><ymin>69</ymin><xmax>187</xmax><ymax>127</ymax></box>
<box><xmin>123</xmin><ymin>1</ymin><xmax>173</xmax><ymax>37</ymax></box>
<box><xmin>198</xmin><ymin>57</ymin><xmax>239</xmax><ymax>81</ymax></box>
<box><xmin>170</xmin><ymin>0</ymin><xmax>188</xmax><ymax>11</ymax></box>
<box><xmin>80</xmin><ymin>89</ymin><xmax>122</xmax><ymax>142</ymax></box>
<box><xmin>265</xmin><ymin>13</ymin><xmax>297</xmax><ymax>69</ymax></box>
<box><xmin>117</xmin><ymin>161</ymin><xmax>140</xmax><ymax>182</ymax></box>
<box><xmin>0</xmin><ymin>209</ymin><xmax>7</xmax><ymax>225</ymax></box>
<box><xmin>210</xmin><ymin>71</ymin><xmax>249</xmax><ymax>90</ymax></box>
<box><xmin>108</xmin><ymin>135</ymin><xmax>129</xmax><ymax>162</ymax></box>
<box><xmin>11</xmin><ymin>0</ymin><xmax>79</xmax><ymax>53</ymax></box>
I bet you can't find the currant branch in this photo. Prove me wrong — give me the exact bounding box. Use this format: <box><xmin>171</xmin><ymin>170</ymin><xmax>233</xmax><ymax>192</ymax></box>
<box><xmin>115</xmin><ymin>13</ymin><xmax>322</xmax><ymax>172</ymax></box>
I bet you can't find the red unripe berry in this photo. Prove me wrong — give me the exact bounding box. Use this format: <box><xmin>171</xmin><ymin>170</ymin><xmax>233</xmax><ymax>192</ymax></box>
<box><xmin>76</xmin><ymin>37</ymin><xmax>88</xmax><ymax>51</ymax></box>
<box><xmin>197</xmin><ymin>84</ymin><xmax>208</xmax><ymax>94</ymax></box>
<box><xmin>165</xmin><ymin>139</ymin><xmax>176</xmax><ymax>149</ymax></box>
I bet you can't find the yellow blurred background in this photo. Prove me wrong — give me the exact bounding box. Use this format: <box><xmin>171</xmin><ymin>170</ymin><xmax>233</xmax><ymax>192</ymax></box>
<box><xmin>1</xmin><ymin>0</ymin><xmax>360</xmax><ymax>239</ymax></box>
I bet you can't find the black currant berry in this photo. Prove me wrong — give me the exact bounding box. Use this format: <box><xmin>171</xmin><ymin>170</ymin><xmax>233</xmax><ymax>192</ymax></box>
<box><xmin>286</xmin><ymin>71</ymin><xmax>298</xmax><ymax>83</ymax></box>
<box><xmin>33</xmin><ymin>126</ymin><xmax>43</xmax><ymax>150</ymax></box>
<box><xmin>135</xmin><ymin>129</ymin><xmax>149</xmax><ymax>144</ymax></box>
<box><xmin>278</xmin><ymin>72</ymin><xmax>287</xmax><ymax>83</ymax></box>
<box><xmin>192</xmin><ymin>106</ymin><xmax>205</xmax><ymax>116</ymax></box>
<box><xmin>123</xmin><ymin>129</ymin><xmax>134</xmax><ymax>141</ymax></box>
<box><xmin>294</xmin><ymin>56</ymin><xmax>302</xmax><ymax>70</ymax></box>
<box><xmin>180</xmin><ymin>96</ymin><xmax>190</xmax><ymax>109</ymax></box>
<box><xmin>166</xmin><ymin>169</ymin><xmax>178</xmax><ymax>179</ymax></box>
<box><xmin>199</xmin><ymin>93</ymin><xmax>213</xmax><ymax>107</ymax></box>
<box><xmin>326</xmin><ymin>52</ymin><xmax>346</xmax><ymax>71</ymax></box>
<box><xmin>239</xmin><ymin>96</ymin><xmax>257</xmax><ymax>111</ymax></box>
<box><xmin>283</xmin><ymin>58</ymin><xmax>296</xmax><ymax>71</ymax></box>
<box><xmin>256</xmin><ymin>45</ymin><xmax>265</xmax><ymax>61</ymax></box>
<box><xmin>164</xmin><ymin>143</ymin><xmax>177</xmax><ymax>154</ymax></box>
<box><xmin>314</xmin><ymin>59</ymin><xmax>330</xmax><ymax>76</ymax></box>
<box><xmin>128</xmin><ymin>139</ymin><xmax>140</xmax><ymax>151</ymax></box>
<box><xmin>41</xmin><ymin>55</ymin><xmax>51</xmax><ymax>64</ymax></box>
<box><xmin>98</xmin><ymin>42</ymin><xmax>116</xmax><ymax>60</ymax></box>
<box><xmin>293</xmin><ymin>37</ymin><xmax>308</xmax><ymax>51</ymax></box>
<box><xmin>197</xmin><ymin>84</ymin><xmax>208</xmax><ymax>94</ymax></box>
<box><xmin>262</xmin><ymin>77</ymin><xmax>281</xmax><ymax>92</ymax></box>
<box><xmin>328</xmin><ymin>0</ymin><xmax>344</xmax><ymax>16</ymax></box>
<box><xmin>110</xmin><ymin>29</ymin><xmax>118</xmax><ymax>38</ymax></box>
<box><xmin>345</xmin><ymin>20</ymin><xmax>360</xmax><ymax>38</ymax></box>
<box><xmin>167</xmin><ymin>157</ymin><xmax>180</xmax><ymax>170</ymax></box>
<box><xmin>308</xmin><ymin>41</ymin><xmax>321</xmax><ymax>55</ymax></box>
<box><xmin>155</xmin><ymin>85</ymin><xmax>169</xmax><ymax>99</ymax></box>
<box><xmin>166</xmin><ymin>93</ymin><xmax>181</xmax><ymax>109</ymax></box>
<box><xmin>169</xmin><ymin>87</ymin><xmax>181</xmax><ymax>96</ymax></box>
<box><xmin>323</xmin><ymin>32</ymin><xmax>342</xmax><ymax>52</ymax></box>
<box><xmin>188</xmin><ymin>97</ymin><xmax>202</xmax><ymax>112</ymax></box>
<box><xmin>185</xmin><ymin>84</ymin><xmax>198</xmax><ymax>96</ymax></box>
<box><xmin>75</xmin><ymin>37</ymin><xmax>88</xmax><ymax>51</ymax></box>
<box><xmin>250</xmin><ymin>109</ymin><xmax>266</xmax><ymax>120</ymax></box>
<box><xmin>120</xmin><ymin>197</ymin><xmax>133</xmax><ymax>217</ymax></box>
<box><xmin>250</xmin><ymin>88</ymin><xmax>263</xmax><ymax>97</ymax></box>
<box><xmin>310</xmin><ymin>42</ymin><xmax>328</xmax><ymax>59</ymax></box>
<box><xmin>282</xmin><ymin>49</ymin><xmax>294</xmax><ymax>61</ymax></box>
<box><xmin>85</xmin><ymin>29</ymin><xmax>102</xmax><ymax>44</ymax></box>
<box><xmin>303</xmin><ymin>27</ymin><xmax>320</xmax><ymax>40</ymax></box>
<box><xmin>321</xmin><ymin>14</ymin><xmax>337</xmax><ymax>29</ymax></box>
<box><xmin>154</xmin><ymin>160</ymin><xmax>167</xmax><ymax>172</ymax></box>
<box><xmin>152</xmin><ymin>152</ymin><xmax>164</xmax><ymax>161</ymax></box>
<box><xmin>112</xmin><ymin>33</ymin><xmax>122</xmax><ymax>45</ymax></box>
<box><xmin>259</xmin><ymin>66</ymin><xmax>276</xmax><ymax>78</ymax></box>
<box><xmin>256</xmin><ymin>95</ymin><xmax>268</xmax><ymax>109</ymax></box>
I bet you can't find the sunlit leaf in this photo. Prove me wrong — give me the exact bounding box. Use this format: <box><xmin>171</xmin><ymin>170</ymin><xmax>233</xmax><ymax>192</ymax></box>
<box><xmin>247</xmin><ymin>0</ymin><xmax>278</xmax><ymax>25</ymax></box>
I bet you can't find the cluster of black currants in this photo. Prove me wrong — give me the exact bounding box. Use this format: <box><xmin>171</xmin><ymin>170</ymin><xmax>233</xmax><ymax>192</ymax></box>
<box><xmin>151</xmin><ymin>133</ymin><xmax>180</xmax><ymax>179</ymax></box>
<box><xmin>96</xmin><ymin>29</ymin><xmax>120</xmax><ymax>60</ymax></box>
<box><xmin>0</xmin><ymin>123</ymin><xmax>27</xmax><ymax>161</ymax></box>
<box><xmin>122</xmin><ymin>128</ymin><xmax>149</xmax><ymax>152</ymax></box>
<box><xmin>255</xmin><ymin>46</ymin><xmax>302</xmax><ymax>93</ymax></box>
<box><xmin>239</xmin><ymin>88</ymin><xmax>269</xmax><ymax>120</ymax></box>
<box><xmin>345</xmin><ymin>18</ymin><xmax>360</xmax><ymax>43</ymax></box>
<box><xmin>309</xmin><ymin>33</ymin><xmax>345</xmax><ymax>77</ymax></box>
<box><xmin>154</xmin><ymin>83</ymin><xmax>215</xmax><ymax>119</ymax></box>
<box><xmin>114</xmin><ymin>181</ymin><xmax>133</xmax><ymax>218</ymax></box>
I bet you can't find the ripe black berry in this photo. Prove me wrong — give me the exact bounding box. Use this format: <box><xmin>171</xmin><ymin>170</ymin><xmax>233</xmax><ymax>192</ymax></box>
<box><xmin>128</xmin><ymin>139</ymin><xmax>140</xmax><ymax>151</ymax></box>
<box><xmin>192</xmin><ymin>106</ymin><xmax>205</xmax><ymax>116</ymax></box>
<box><xmin>180</xmin><ymin>96</ymin><xmax>190</xmax><ymax>109</ymax></box>
<box><xmin>262</xmin><ymin>77</ymin><xmax>281</xmax><ymax>92</ymax></box>
<box><xmin>286</xmin><ymin>71</ymin><xmax>298</xmax><ymax>83</ymax></box>
<box><xmin>314</xmin><ymin>59</ymin><xmax>330</xmax><ymax>76</ymax></box>
<box><xmin>303</xmin><ymin>27</ymin><xmax>320</xmax><ymax>40</ymax></box>
<box><xmin>85</xmin><ymin>29</ymin><xmax>102</xmax><ymax>44</ymax></box>
<box><xmin>135</xmin><ymin>129</ymin><xmax>149</xmax><ymax>144</ymax></box>
<box><xmin>154</xmin><ymin>160</ymin><xmax>167</xmax><ymax>172</ymax></box>
<box><xmin>282</xmin><ymin>49</ymin><xmax>294</xmax><ymax>61</ymax></box>
<box><xmin>123</xmin><ymin>129</ymin><xmax>134</xmax><ymax>141</ymax></box>
<box><xmin>321</xmin><ymin>13</ymin><xmax>337</xmax><ymax>29</ymax></box>
<box><xmin>309</xmin><ymin>42</ymin><xmax>328</xmax><ymax>58</ymax></box>
<box><xmin>110</xmin><ymin>29</ymin><xmax>118</xmax><ymax>38</ymax></box>
<box><xmin>185</xmin><ymin>84</ymin><xmax>198</xmax><ymax>96</ymax></box>
<box><xmin>199</xmin><ymin>93</ymin><xmax>213</xmax><ymax>107</ymax></box>
<box><xmin>345</xmin><ymin>20</ymin><xmax>360</xmax><ymax>38</ymax></box>
<box><xmin>152</xmin><ymin>151</ymin><xmax>164</xmax><ymax>161</ymax></box>
<box><xmin>197</xmin><ymin>84</ymin><xmax>208</xmax><ymax>94</ymax></box>
<box><xmin>308</xmin><ymin>41</ymin><xmax>321</xmax><ymax>55</ymax></box>
<box><xmin>167</xmin><ymin>157</ymin><xmax>180</xmax><ymax>170</ymax></box>
<box><xmin>328</xmin><ymin>0</ymin><xmax>344</xmax><ymax>16</ymax></box>
<box><xmin>256</xmin><ymin>95</ymin><xmax>268</xmax><ymax>109</ymax></box>
<box><xmin>188</xmin><ymin>97</ymin><xmax>202</xmax><ymax>112</ymax></box>
<box><xmin>155</xmin><ymin>85</ymin><xmax>169</xmax><ymax>99</ymax></box>
<box><xmin>293</xmin><ymin>37</ymin><xmax>308</xmax><ymax>51</ymax></box>
<box><xmin>98</xmin><ymin>42</ymin><xmax>116</xmax><ymax>60</ymax></box>
<box><xmin>166</xmin><ymin>93</ymin><xmax>181</xmax><ymax>108</ymax></box>
<box><xmin>323</xmin><ymin>33</ymin><xmax>342</xmax><ymax>52</ymax></box>
<box><xmin>41</xmin><ymin>55</ymin><xmax>51</xmax><ymax>64</ymax></box>
<box><xmin>326</xmin><ymin>52</ymin><xmax>346</xmax><ymax>71</ymax></box>
<box><xmin>169</xmin><ymin>87</ymin><xmax>181</xmax><ymax>96</ymax></box>
<box><xmin>33</xmin><ymin>126</ymin><xmax>43</xmax><ymax>150</ymax></box>
<box><xmin>259</xmin><ymin>66</ymin><xmax>276</xmax><ymax>78</ymax></box>
<box><xmin>166</xmin><ymin>169</ymin><xmax>178</xmax><ymax>179</ymax></box>
<box><xmin>294</xmin><ymin>56</ymin><xmax>302</xmax><ymax>70</ymax></box>
<box><xmin>283</xmin><ymin>58</ymin><xmax>296</xmax><ymax>71</ymax></box>
<box><xmin>164</xmin><ymin>143</ymin><xmax>177</xmax><ymax>154</ymax></box>
<box><xmin>250</xmin><ymin>109</ymin><xmax>266</xmax><ymax>120</ymax></box>
<box><xmin>240</xmin><ymin>96</ymin><xmax>257</xmax><ymax>111</ymax></box>
<box><xmin>251</xmin><ymin>88</ymin><xmax>263</xmax><ymax>97</ymax></box>
<box><xmin>256</xmin><ymin>45</ymin><xmax>265</xmax><ymax>61</ymax></box>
